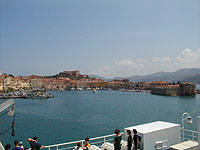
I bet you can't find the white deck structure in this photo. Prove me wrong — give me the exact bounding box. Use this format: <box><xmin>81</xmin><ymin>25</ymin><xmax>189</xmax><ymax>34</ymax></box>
<box><xmin>45</xmin><ymin>120</ymin><xmax>199</xmax><ymax>150</ymax></box>
<box><xmin>124</xmin><ymin>121</ymin><xmax>181</xmax><ymax>150</ymax></box>
<box><xmin>170</xmin><ymin>140</ymin><xmax>199</xmax><ymax>150</ymax></box>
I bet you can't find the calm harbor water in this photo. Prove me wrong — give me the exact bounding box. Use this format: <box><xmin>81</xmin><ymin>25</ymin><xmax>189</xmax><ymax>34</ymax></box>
<box><xmin>1</xmin><ymin>88</ymin><xmax>200</xmax><ymax>147</ymax></box>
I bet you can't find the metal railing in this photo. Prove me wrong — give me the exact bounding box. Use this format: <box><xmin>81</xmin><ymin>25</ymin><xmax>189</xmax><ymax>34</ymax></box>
<box><xmin>45</xmin><ymin>133</ymin><xmax>124</xmax><ymax>150</ymax></box>
<box><xmin>0</xmin><ymin>142</ymin><xmax>5</xmax><ymax>150</ymax></box>
<box><xmin>181</xmin><ymin>128</ymin><xmax>199</xmax><ymax>142</ymax></box>
<box><xmin>45</xmin><ymin>128</ymin><xmax>199</xmax><ymax>150</ymax></box>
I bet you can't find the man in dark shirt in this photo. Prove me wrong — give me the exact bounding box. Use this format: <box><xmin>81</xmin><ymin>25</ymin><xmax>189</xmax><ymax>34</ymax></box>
<box><xmin>133</xmin><ymin>129</ymin><xmax>140</xmax><ymax>150</ymax></box>
<box><xmin>28</xmin><ymin>137</ymin><xmax>45</xmax><ymax>150</ymax></box>
<box><xmin>127</xmin><ymin>130</ymin><xmax>132</xmax><ymax>150</ymax></box>
<box><xmin>113</xmin><ymin>129</ymin><xmax>122</xmax><ymax>150</ymax></box>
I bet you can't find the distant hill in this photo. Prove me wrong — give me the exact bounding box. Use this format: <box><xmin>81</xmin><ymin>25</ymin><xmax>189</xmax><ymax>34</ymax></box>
<box><xmin>125</xmin><ymin>68</ymin><xmax>200</xmax><ymax>83</ymax></box>
<box><xmin>88</xmin><ymin>75</ymin><xmax>112</xmax><ymax>81</ymax></box>
<box><xmin>92</xmin><ymin>68</ymin><xmax>200</xmax><ymax>84</ymax></box>
<box><xmin>114</xmin><ymin>71</ymin><xmax>172</xmax><ymax>82</ymax></box>
<box><xmin>183</xmin><ymin>74</ymin><xmax>200</xmax><ymax>84</ymax></box>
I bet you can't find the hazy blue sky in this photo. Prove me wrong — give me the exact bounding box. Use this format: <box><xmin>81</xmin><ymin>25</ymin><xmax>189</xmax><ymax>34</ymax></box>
<box><xmin>0</xmin><ymin>0</ymin><xmax>200</xmax><ymax>78</ymax></box>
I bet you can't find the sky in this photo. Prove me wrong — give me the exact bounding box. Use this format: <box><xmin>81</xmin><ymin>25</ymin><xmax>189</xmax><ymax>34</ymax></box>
<box><xmin>0</xmin><ymin>0</ymin><xmax>200</xmax><ymax>78</ymax></box>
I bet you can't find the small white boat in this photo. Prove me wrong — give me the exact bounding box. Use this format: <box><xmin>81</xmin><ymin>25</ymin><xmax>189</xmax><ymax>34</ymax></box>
<box><xmin>93</xmin><ymin>89</ymin><xmax>97</xmax><ymax>93</ymax></box>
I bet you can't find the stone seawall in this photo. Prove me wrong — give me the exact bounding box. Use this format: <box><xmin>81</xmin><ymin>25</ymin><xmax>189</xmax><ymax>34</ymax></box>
<box><xmin>151</xmin><ymin>83</ymin><xmax>196</xmax><ymax>96</ymax></box>
<box><xmin>151</xmin><ymin>88</ymin><xmax>181</xmax><ymax>96</ymax></box>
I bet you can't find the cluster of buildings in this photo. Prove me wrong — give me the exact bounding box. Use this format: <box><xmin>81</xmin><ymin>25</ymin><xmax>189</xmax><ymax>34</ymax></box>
<box><xmin>0</xmin><ymin>70</ymin><xmax>145</xmax><ymax>93</ymax></box>
<box><xmin>0</xmin><ymin>71</ymin><xmax>197</xmax><ymax>96</ymax></box>
<box><xmin>0</xmin><ymin>74</ymin><xmax>43</xmax><ymax>93</ymax></box>
<box><xmin>0</xmin><ymin>71</ymin><xmax>130</xmax><ymax>92</ymax></box>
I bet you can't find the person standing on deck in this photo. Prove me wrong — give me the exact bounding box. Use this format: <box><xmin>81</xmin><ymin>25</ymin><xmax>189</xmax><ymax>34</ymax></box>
<box><xmin>127</xmin><ymin>130</ymin><xmax>132</xmax><ymax>150</ymax></box>
<box><xmin>113</xmin><ymin>129</ymin><xmax>122</xmax><ymax>150</ymax></box>
<box><xmin>133</xmin><ymin>129</ymin><xmax>140</xmax><ymax>150</ymax></box>
<box><xmin>28</xmin><ymin>137</ymin><xmax>45</xmax><ymax>150</ymax></box>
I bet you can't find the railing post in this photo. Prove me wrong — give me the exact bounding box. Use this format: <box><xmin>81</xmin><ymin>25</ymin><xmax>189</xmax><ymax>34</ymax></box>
<box><xmin>197</xmin><ymin>116</ymin><xmax>200</xmax><ymax>150</ymax></box>
<box><xmin>192</xmin><ymin>132</ymin><xmax>194</xmax><ymax>141</ymax></box>
<box><xmin>104</xmin><ymin>137</ymin><xmax>106</xmax><ymax>143</ymax></box>
<box><xmin>57</xmin><ymin>146</ymin><xmax>58</xmax><ymax>150</ymax></box>
<box><xmin>181</xmin><ymin>128</ymin><xmax>183</xmax><ymax>141</ymax></box>
<box><xmin>48</xmin><ymin>147</ymin><xmax>50</xmax><ymax>150</ymax></box>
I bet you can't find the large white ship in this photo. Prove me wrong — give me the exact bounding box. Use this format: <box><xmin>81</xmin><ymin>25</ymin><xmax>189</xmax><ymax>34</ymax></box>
<box><xmin>0</xmin><ymin>99</ymin><xmax>200</xmax><ymax>150</ymax></box>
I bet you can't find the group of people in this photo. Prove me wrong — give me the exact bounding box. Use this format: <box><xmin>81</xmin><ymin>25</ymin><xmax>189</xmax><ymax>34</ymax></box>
<box><xmin>4</xmin><ymin>130</ymin><xmax>140</xmax><ymax>150</ymax></box>
<box><xmin>4</xmin><ymin>137</ymin><xmax>45</xmax><ymax>150</ymax></box>
<box><xmin>74</xmin><ymin>137</ymin><xmax>91</xmax><ymax>150</ymax></box>
<box><xmin>74</xmin><ymin>129</ymin><xmax>141</xmax><ymax>150</ymax></box>
<box><xmin>114</xmin><ymin>129</ymin><xmax>141</xmax><ymax>150</ymax></box>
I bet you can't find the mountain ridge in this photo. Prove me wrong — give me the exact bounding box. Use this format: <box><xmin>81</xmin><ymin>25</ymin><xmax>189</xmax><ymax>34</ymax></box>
<box><xmin>90</xmin><ymin>68</ymin><xmax>200</xmax><ymax>84</ymax></box>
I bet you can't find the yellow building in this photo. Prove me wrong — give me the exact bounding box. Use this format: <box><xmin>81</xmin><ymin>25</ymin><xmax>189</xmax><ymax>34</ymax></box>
<box><xmin>19</xmin><ymin>80</ymin><xmax>31</xmax><ymax>89</ymax></box>
<box><xmin>0</xmin><ymin>79</ymin><xmax>3</xmax><ymax>92</ymax></box>
<box><xmin>3</xmin><ymin>76</ymin><xmax>17</xmax><ymax>92</ymax></box>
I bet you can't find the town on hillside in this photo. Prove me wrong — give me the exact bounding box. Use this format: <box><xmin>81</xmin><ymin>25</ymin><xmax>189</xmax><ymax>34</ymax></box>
<box><xmin>0</xmin><ymin>70</ymin><xmax>199</xmax><ymax>98</ymax></box>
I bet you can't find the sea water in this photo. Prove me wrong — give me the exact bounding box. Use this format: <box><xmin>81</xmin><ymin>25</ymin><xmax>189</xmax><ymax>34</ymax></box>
<box><xmin>1</xmin><ymin>89</ymin><xmax>200</xmax><ymax>147</ymax></box>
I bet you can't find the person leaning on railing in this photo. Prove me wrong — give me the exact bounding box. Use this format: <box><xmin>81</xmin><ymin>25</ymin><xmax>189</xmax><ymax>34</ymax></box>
<box><xmin>27</xmin><ymin>137</ymin><xmax>46</xmax><ymax>150</ymax></box>
<box><xmin>82</xmin><ymin>137</ymin><xmax>91</xmax><ymax>150</ymax></box>
<box><xmin>74</xmin><ymin>142</ymin><xmax>83</xmax><ymax>150</ymax></box>
<box><xmin>13</xmin><ymin>140</ymin><xmax>22</xmax><ymax>150</ymax></box>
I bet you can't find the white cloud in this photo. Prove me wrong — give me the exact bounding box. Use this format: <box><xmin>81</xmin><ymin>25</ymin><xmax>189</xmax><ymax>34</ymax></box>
<box><xmin>93</xmin><ymin>48</ymin><xmax>200</xmax><ymax>78</ymax></box>
<box><xmin>153</xmin><ymin>57</ymin><xmax>160</xmax><ymax>62</ymax></box>
<box><xmin>152</xmin><ymin>57</ymin><xmax>171</xmax><ymax>67</ymax></box>
<box><xmin>137</xmin><ymin>59</ymin><xmax>146</xmax><ymax>63</ymax></box>
<box><xmin>94</xmin><ymin>59</ymin><xmax>145</xmax><ymax>78</ymax></box>
<box><xmin>163</xmin><ymin>57</ymin><xmax>171</xmax><ymax>62</ymax></box>
<box><xmin>138</xmin><ymin>64</ymin><xmax>145</xmax><ymax>68</ymax></box>
<box><xmin>115</xmin><ymin>59</ymin><xmax>136</xmax><ymax>67</ymax></box>
<box><xmin>152</xmin><ymin>48</ymin><xmax>200</xmax><ymax>68</ymax></box>
<box><xmin>115</xmin><ymin>60</ymin><xmax>145</xmax><ymax>69</ymax></box>
<box><xmin>153</xmin><ymin>57</ymin><xmax>171</xmax><ymax>63</ymax></box>
<box><xmin>175</xmin><ymin>48</ymin><xmax>200</xmax><ymax>67</ymax></box>
<box><xmin>101</xmin><ymin>66</ymin><xmax>111</xmax><ymax>71</ymax></box>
